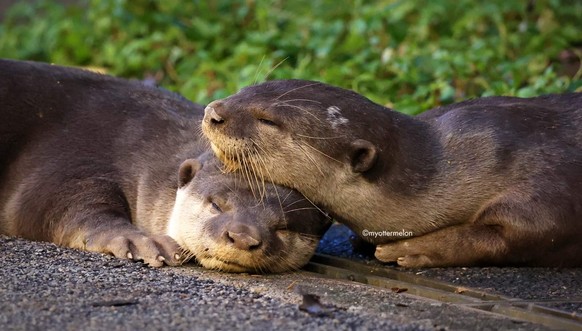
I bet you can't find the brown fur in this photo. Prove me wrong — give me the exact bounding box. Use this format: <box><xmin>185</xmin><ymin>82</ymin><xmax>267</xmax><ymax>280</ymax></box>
<box><xmin>202</xmin><ymin>79</ymin><xmax>582</xmax><ymax>267</ymax></box>
<box><xmin>0</xmin><ymin>62</ymin><xmax>330</xmax><ymax>272</ymax></box>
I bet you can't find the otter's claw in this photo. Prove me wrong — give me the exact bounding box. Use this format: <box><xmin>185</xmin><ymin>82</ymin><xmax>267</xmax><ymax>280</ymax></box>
<box><xmin>86</xmin><ymin>232</ymin><xmax>184</xmax><ymax>267</ymax></box>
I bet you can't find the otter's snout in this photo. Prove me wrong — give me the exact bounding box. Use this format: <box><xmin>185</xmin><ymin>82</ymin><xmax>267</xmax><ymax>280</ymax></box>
<box><xmin>204</xmin><ymin>101</ymin><xmax>225</xmax><ymax>125</ymax></box>
<box><xmin>223</xmin><ymin>223</ymin><xmax>262</xmax><ymax>251</ymax></box>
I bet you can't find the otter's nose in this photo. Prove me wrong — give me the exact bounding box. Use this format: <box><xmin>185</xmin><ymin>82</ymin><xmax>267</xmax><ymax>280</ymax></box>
<box><xmin>224</xmin><ymin>223</ymin><xmax>262</xmax><ymax>251</ymax></box>
<box><xmin>204</xmin><ymin>101</ymin><xmax>225</xmax><ymax>125</ymax></box>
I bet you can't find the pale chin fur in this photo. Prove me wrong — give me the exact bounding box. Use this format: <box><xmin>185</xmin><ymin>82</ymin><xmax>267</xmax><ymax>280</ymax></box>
<box><xmin>166</xmin><ymin>188</ymin><xmax>210</xmax><ymax>259</ymax></box>
<box><xmin>209</xmin><ymin>142</ymin><xmax>221</xmax><ymax>157</ymax></box>
<box><xmin>197</xmin><ymin>257</ymin><xmax>250</xmax><ymax>273</ymax></box>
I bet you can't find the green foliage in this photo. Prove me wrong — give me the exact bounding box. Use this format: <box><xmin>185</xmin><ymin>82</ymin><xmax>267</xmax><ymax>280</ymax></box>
<box><xmin>0</xmin><ymin>0</ymin><xmax>580</xmax><ymax>114</ymax></box>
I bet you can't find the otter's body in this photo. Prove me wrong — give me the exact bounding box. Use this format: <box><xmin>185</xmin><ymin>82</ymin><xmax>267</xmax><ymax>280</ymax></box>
<box><xmin>202</xmin><ymin>79</ymin><xmax>582</xmax><ymax>267</ymax></box>
<box><xmin>0</xmin><ymin>62</ymin><xmax>329</xmax><ymax>272</ymax></box>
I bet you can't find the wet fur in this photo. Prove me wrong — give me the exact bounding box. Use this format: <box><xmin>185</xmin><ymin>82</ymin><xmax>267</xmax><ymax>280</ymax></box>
<box><xmin>202</xmin><ymin>79</ymin><xmax>582</xmax><ymax>267</ymax></box>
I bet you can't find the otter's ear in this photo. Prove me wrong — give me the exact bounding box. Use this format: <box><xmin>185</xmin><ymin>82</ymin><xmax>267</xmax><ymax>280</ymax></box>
<box><xmin>349</xmin><ymin>139</ymin><xmax>378</xmax><ymax>173</ymax></box>
<box><xmin>178</xmin><ymin>159</ymin><xmax>203</xmax><ymax>188</ymax></box>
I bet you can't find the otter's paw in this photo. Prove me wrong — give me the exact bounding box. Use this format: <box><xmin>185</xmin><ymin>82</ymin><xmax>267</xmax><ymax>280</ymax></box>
<box><xmin>375</xmin><ymin>242</ymin><xmax>434</xmax><ymax>268</ymax></box>
<box><xmin>87</xmin><ymin>233</ymin><xmax>184</xmax><ymax>267</ymax></box>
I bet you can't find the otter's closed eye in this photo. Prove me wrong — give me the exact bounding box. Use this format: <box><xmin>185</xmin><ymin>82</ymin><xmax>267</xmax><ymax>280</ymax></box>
<box><xmin>211</xmin><ymin>201</ymin><xmax>222</xmax><ymax>213</ymax></box>
<box><xmin>258</xmin><ymin>118</ymin><xmax>278</xmax><ymax>127</ymax></box>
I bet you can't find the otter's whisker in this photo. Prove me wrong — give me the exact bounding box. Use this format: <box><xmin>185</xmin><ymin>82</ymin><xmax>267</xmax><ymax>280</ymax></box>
<box><xmin>247</xmin><ymin>147</ymin><xmax>266</xmax><ymax>202</ymax></box>
<box><xmin>231</xmin><ymin>145</ymin><xmax>244</xmax><ymax>191</ymax></box>
<box><xmin>250</xmin><ymin>136</ymin><xmax>271</xmax><ymax>157</ymax></box>
<box><xmin>180</xmin><ymin>248</ymin><xmax>196</xmax><ymax>264</ymax></box>
<box><xmin>283</xmin><ymin>207</ymin><xmax>320</xmax><ymax>213</ymax></box>
<box><xmin>272</xmin><ymin>98</ymin><xmax>322</xmax><ymax>105</ymax></box>
<box><xmin>227</xmin><ymin>143</ymin><xmax>240</xmax><ymax>173</ymax></box>
<box><xmin>252</xmin><ymin>254</ymin><xmax>266</xmax><ymax>274</ymax></box>
<box><xmin>274</xmin><ymin>82</ymin><xmax>322</xmax><ymax>101</ymax></box>
<box><xmin>299</xmin><ymin>192</ymin><xmax>329</xmax><ymax>219</ymax></box>
<box><xmin>277</xmin><ymin>247</ymin><xmax>302</xmax><ymax>271</ymax></box>
<box><xmin>283</xmin><ymin>197</ymin><xmax>309</xmax><ymax>209</ymax></box>
<box><xmin>238</xmin><ymin>147</ymin><xmax>257</xmax><ymax>200</ymax></box>
<box><xmin>295</xmin><ymin>142</ymin><xmax>325</xmax><ymax>176</ymax></box>
<box><xmin>295</xmin><ymin>133</ymin><xmax>346</xmax><ymax>140</ymax></box>
<box><xmin>298</xmin><ymin>232</ymin><xmax>323</xmax><ymax>239</ymax></box>
<box><xmin>195</xmin><ymin>126</ymin><xmax>210</xmax><ymax>148</ymax></box>
<box><xmin>281</xmin><ymin>189</ymin><xmax>295</xmax><ymax>204</ymax></box>
<box><xmin>253</xmin><ymin>55</ymin><xmax>266</xmax><ymax>85</ymax></box>
<box><xmin>224</xmin><ymin>145</ymin><xmax>236</xmax><ymax>189</ymax></box>
<box><xmin>249</xmin><ymin>139</ymin><xmax>270</xmax><ymax>203</ymax></box>
<box><xmin>214</xmin><ymin>251</ymin><xmax>239</xmax><ymax>272</ymax></box>
<box><xmin>275</xmin><ymin>102</ymin><xmax>323</xmax><ymax>123</ymax></box>
<box><xmin>253</xmin><ymin>147</ymin><xmax>285</xmax><ymax>216</ymax></box>
<box><xmin>263</xmin><ymin>56</ymin><xmax>289</xmax><ymax>81</ymax></box>
<box><xmin>245</xmin><ymin>150</ymin><xmax>267</xmax><ymax>206</ymax></box>
<box><xmin>298</xmin><ymin>140</ymin><xmax>343</xmax><ymax>164</ymax></box>
<box><xmin>241</xmin><ymin>151</ymin><xmax>256</xmax><ymax>198</ymax></box>
<box><xmin>259</xmin><ymin>255</ymin><xmax>270</xmax><ymax>274</ymax></box>
<box><xmin>177</xmin><ymin>247</ymin><xmax>191</xmax><ymax>263</ymax></box>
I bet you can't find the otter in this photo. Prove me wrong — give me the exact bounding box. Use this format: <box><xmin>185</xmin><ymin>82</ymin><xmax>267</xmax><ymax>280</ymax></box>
<box><xmin>201</xmin><ymin>79</ymin><xmax>582</xmax><ymax>268</ymax></box>
<box><xmin>0</xmin><ymin>61</ymin><xmax>330</xmax><ymax>273</ymax></box>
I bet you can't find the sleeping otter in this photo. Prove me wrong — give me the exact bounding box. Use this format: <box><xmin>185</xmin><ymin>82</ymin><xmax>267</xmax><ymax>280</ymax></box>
<box><xmin>0</xmin><ymin>61</ymin><xmax>330</xmax><ymax>273</ymax></box>
<box><xmin>202</xmin><ymin>79</ymin><xmax>581</xmax><ymax>267</ymax></box>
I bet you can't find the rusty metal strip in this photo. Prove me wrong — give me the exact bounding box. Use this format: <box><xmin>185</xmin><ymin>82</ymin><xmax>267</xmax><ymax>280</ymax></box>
<box><xmin>305</xmin><ymin>254</ymin><xmax>582</xmax><ymax>331</ymax></box>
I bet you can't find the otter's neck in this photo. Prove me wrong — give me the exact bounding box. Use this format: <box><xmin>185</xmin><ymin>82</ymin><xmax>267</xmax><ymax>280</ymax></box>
<box><xmin>380</xmin><ymin>110</ymin><xmax>442</xmax><ymax>196</ymax></box>
<box><xmin>324</xmin><ymin>109</ymin><xmax>445</xmax><ymax>242</ymax></box>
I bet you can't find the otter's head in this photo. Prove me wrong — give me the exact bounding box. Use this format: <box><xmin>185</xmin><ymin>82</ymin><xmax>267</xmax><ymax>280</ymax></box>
<box><xmin>201</xmin><ymin>80</ymin><xmax>399</xmax><ymax>213</ymax></box>
<box><xmin>167</xmin><ymin>152</ymin><xmax>331</xmax><ymax>273</ymax></box>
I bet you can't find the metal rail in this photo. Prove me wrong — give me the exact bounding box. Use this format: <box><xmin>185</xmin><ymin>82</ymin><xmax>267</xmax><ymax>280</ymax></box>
<box><xmin>305</xmin><ymin>254</ymin><xmax>582</xmax><ymax>331</ymax></box>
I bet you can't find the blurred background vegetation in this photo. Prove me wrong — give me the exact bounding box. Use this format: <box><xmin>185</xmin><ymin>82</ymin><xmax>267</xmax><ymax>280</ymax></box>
<box><xmin>0</xmin><ymin>0</ymin><xmax>580</xmax><ymax>114</ymax></box>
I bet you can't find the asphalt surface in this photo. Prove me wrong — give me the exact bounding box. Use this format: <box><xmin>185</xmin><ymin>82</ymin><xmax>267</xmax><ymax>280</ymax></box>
<box><xmin>2</xmin><ymin>227</ymin><xmax>580</xmax><ymax>330</ymax></box>
<box><xmin>318</xmin><ymin>224</ymin><xmax>582</xmax><ymax>320</ymax></box>
<box><xmin>319</xmin><ymin>224</ymin><xmax>582</xmax><ymax>313</ymax></box>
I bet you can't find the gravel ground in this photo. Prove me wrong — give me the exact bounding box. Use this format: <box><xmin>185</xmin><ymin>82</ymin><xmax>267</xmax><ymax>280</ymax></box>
<box><xmin>2</xmin><ymin>229</ymin><xmax>576</xmax><ymax>331</ymax></box>
<box><xmin>1</xmin><ymin>235</ymin><xmax>430</xmax><ymax>331</ymax></box>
